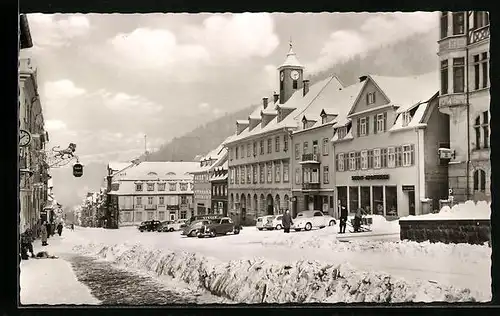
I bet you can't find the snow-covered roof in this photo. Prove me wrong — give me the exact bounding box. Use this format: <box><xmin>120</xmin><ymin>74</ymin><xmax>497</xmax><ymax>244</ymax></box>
<box><xmin>278</xmin><ymin>44</ymin><xmax>304</xmax><ymax>69</ymax></box>
<box><xmin>389</xmin><ymin>102</ymin><xmax>429</xmax><ymax>133</ymax></box>
<box><xmin>116</xmin><ymin>161</ymin><xmax>198</xmax><ymax>180</ymax></box>
<box><xmin>192</xmin><ymin>143</ymin><xmax>228</xmax><ymax>174</ymax></box>
<box><xmin>236</xmin><ymin>119</ymin><xmax>249</xmax><ymax>125</ymax></box>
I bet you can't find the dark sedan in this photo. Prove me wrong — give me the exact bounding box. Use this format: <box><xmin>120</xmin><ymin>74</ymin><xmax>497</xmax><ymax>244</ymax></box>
<box><xmin>197</xmin><ymin>217</ymin><xmax>240</xmax><ymax>238</ymax></box>
<box><xmin>138</xmin><ymin>220</ymin><xmax>162</xmax><ymax>232</ymax></box>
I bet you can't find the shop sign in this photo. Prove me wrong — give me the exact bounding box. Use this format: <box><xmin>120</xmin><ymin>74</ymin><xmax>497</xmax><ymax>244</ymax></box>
<box><xmin>167</xmin><ymin>205</ymin><xmax>179</xmax><ymax>210</ymax></box>
<box><xmin>402</xmin><ymin>185</ymin><xmax>415</xmax><ymax>191</ymax></box>
<box><xmin>351</xmin><ymin>174</ymin><xmax>390</xmax><ymax>181</ymax></box>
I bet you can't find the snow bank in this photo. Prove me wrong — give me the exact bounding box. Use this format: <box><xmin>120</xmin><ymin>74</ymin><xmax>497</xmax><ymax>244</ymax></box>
<box><xmin>72</xmin><ymin>243</ymin><xmax>484</xmax><ymax>303</ymax></box>
<box><xmin>401</xmin><ymin>200</ymin><xmax>491</xmax><ymax>221</ymax></box>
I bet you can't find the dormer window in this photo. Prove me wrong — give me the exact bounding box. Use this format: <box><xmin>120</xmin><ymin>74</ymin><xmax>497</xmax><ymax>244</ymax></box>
<box><xmin>402</xmin><ymin>112</ymin><xmax>412</xmax><ymax>127</ymax></box>
<box><xmin>135</xmin><ymin>183</ymin><xmax>143</xmax><ymax>191</ymax></box>
<box><xmin>337</xmin><ymin>127</ymin><xmax>347</xmax><ymax>139</ymax></box>
<box><xmin>322</xmin><ymin>116</ymin><xmax>327</xmax><ymax>124</ymax></box>
<box><xmin>366</xmin><ymin>92</ymin><xmax>376</xmax><ymax>105</ymax></box>
<box><xmin>147</xmin><ymin>183</ymin><xmax>155</xmax><ymax>191</ymax></box>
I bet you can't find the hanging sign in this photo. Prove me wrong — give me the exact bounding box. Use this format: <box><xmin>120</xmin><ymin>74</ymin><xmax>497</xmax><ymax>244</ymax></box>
<box><xmin>73</xmin><ymin>163</ymin><xmax>84</xmax><ymax>177</ymax></box>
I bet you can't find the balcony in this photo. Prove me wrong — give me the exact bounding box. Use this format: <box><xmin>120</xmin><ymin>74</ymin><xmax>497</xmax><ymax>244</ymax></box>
<box><xmin>145</xmin><ymin>204</ymin><xmax>157</xmax><ymax>210</ymax></box>
<box><xmin>300</xmin><ymin>153</ymin><xmax>320</xmax><ymax>164</ymax></box>
<box><xmin>438</xmin><ymin>35</ymin><xmax>467</xmax><ymax>53</ymax></box>
<box><xmin>438</xmin><ymin>93</ymin><xmax>467</xmax><ymax>109</ymax></box>
<box><xmin>302</xmin><ymin>182</ymin><xmax>320</xmax><ymax>191</ymax></box>
<box><xmin>469</xmin><ymin>25</ymin><xmax>490</xmax><ymax>45</ymax></box>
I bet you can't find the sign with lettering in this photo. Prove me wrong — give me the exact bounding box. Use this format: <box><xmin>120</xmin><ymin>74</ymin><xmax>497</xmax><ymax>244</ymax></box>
<box><xmin>402</xmin><ymin>185</ymin><xmax>415</xmax><ymax>191</ymax></box>
<box><xmin>351</xmin><ymin>174</ymin><xmax>390</xmax><ymax>181</ymax></box>
<box><xmin>73</xmin><ymin>163</ymin><xmax>84</xmax><ymax>177</ymax></box>
<box><xmin>167</xmin><ymin>205</ymin><xmax>179</xmax><ymax>210</ymax></box>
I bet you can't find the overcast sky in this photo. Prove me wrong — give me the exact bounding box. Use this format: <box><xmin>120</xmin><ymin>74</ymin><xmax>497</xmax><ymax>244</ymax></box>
<box><xmin>23</xmin><ymin>12</ymin><xmax>438</xmax><ymax>164</ymax></box>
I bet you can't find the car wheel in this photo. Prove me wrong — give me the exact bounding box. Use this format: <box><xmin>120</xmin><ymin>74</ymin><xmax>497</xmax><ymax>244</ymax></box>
<box><xmin>275</xmin><ymin>224</ymin><xmax>282</xmax><ymax>230</ymax></box>
<box><xmin>234</xmin><ymin>228</ymin><xmax>240</xmax><ymax>235</ymax></box>
<box><xmin>197</xmin><ymin>233</ymin><xmax>204</xmax><ymax>238</ymax></box>
<box><xmin>295</xmin><ymin>228</ymin><xmax>301</xmax><ymax>232</ymax></box>
<box><xmin>305</xmin><ymin>223</ymin><xmax>312</xmax><ymax>231</ymax></box>
<box><xmin>329</xmin><ymin>220</ymin><xmax>336</xmax><ymax>226</ymax></box>
<box><xmin>169</xmin><ymin>228</ymin><xmax>174</xmax><ymax>232</ymax></box>
<box><xmin>188</xmin><ymin>230</ymin><xmax>197</xmax><ymax>237</ymax></box>
<box><xmin>210</xmin><ymin>231</ymin><xmax>217</xmax><ymax>238</ymax></box>
<box><xmin>139</xmin><ymin>229</ymin><xmax>144</xmax><ymax>232</ymax></box>
<box><xmin>258</xmin><ymin>228</ymin><xmax>263</xmax><ymax>231</ymax></box>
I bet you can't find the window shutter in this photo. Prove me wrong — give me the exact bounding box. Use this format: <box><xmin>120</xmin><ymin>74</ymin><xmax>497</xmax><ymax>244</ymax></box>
<box><xmin>410</xmin><ymin>144</ymin><xmax>415</xmax><ymax>165</ymax></box>
<box><xmin>473</xmin><ymin>170</ymin><xmax>479</xmax><ymax>190</ymax></box>
<box><xmin>366</xmin><ymin>94</ymin><xmax>369</xmax><ymax>105</ymax></box>
<box><xmin>383</xmin><ymin>112</ymin><xmax>387</xmax><ymax>131</ymax></box>
<box><xmin>480</xmin><ymin>170</ymin><xmax>486</xmax><ymax>191</ymax></box>
<box><xmin>366</xmin><ymin>116</ymin><xmax>370</xmax><ymax>135</ymax></box>
<box><xmin>373</xmin><ymin>115</ymin><xmax>377</xmax><ymax>134</ymax></box>
<box><xmin>373</xmin><ymin>92</ymin><xmax>376</xmax><ymax>103</ymax></box>
<box><xmin>357</xmin><ymin>118</ymin><xmax>360</xmax><ymax>137</ymax></box>
<box><xmin>335</xmin><ymin>154</ymin><xmax>339</xmax><ymax>171</ymax></box>
<box><xmin>344</xmin><ymin>154</ymin><xmax>348</xmax><ymax>171</ymax></box>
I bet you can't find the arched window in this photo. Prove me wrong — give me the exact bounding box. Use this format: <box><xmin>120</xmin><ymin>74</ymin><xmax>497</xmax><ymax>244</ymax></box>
<box><xmin>473</xmin><ymin>169</ymin><xmax>486</xmax><ymax>192</ymax></box>
<box><xmin>474</xmin><ymin>111</ymin><xmax>489</xmax><ymax>150</ymax></box>
<box><xmin>147</xmin><ymin>172</ymin><xmax>158</xmax><ymax>176</ymax></box>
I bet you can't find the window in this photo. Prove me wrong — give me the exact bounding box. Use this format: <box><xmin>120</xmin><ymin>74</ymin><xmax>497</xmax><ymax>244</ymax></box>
<box><xmin>147</xmin><ymin>211</ymin><xmax>154</xmax><ymax>220</ymax></box>
<box><xmin>482</xmin><ymin>52</ymin><xmax>489</xmax><ymax>89</ymax></box>
<box><xmin>303</xmin><ymin>141</ymin><xmax>309</xmax><ymax>154</ymax></box>
<box><xmin>473</xmin><ymin>169</ymin><xmax>487</xmax><ymax>192</ymax></box>
<box><xmin>474</xmin><ymin>111</ymin><xmax>489</xmax><ymax>149</ymax></box>
<box><xmin>275</xmin><ymin>162</ymin><xmax>281</xmax><ymax>183</ymax></box>
<box><xmin>267</xmin><ymin>138</ymin><xmax>272</xmax><ymax>154</ymax></box>
<box><xmin>293</xmin><ymin>80</ymin><xmax>298</xmax><ymax>89</ymax></box>
<box><xmin>385</xmin><ymin>186</ymin><xmax>398</xmax><ymax>216</ymax></box>
<box><xmin>247</xmin><ymin>143</ymin><xmax>251</xmax><ymax>157</ymax></box>
<box><xmin>283</xmin><ymin>135</ymin><xmax>289</xmax><ymax>152</ymax></box>
<box><xmin>395</xmin><ymin>146</ymin><xmax>402</xmax><ymax>167</ymax></box>
<box><xmin>180</xmin><ymin>183</ymin><xmax>188</xmax><ymax>191</ymax></box>
<box><xmin>359</xmin><ymin>117</ymin><xmax>367</xmax><ymax>136</ymax></box>
<box><xmin>159</xmin><ymin>197</ymin><xmax>165</xmax><ymax>205</ymax></box>
<box><xmin>295</xmin><ymin>168</ymin><xmax>301</xmax><ymax>184</ymax></box>
<box><xmin>147</xmin><ymin>183</ymin><xmax>154</xmax><ymax>191</ymax></box>
<box><xmin>322</xmin><ymin>138</ymin><xmax>329</xmax><ymax>155</ymax></box>
<box><xmin>361</xmin><ymin>150</ymin><xmax>368</xmax><ymax>170</ymax></box>
<box><xmin>235</xmin><ymin>146</ymin><xmax>239</xmax><ymax>159</ymax></box>
<box><xmin>376</xmin><ymin>113</ymin><xmax>386</xmax><ymax>133</ymax></box>
<box><xmin>295</xmin><ymin>144</ymin><xmax>300</xmax><ymax>160</ymax></box>
<box><xmin>349</xmin><ymin>152</ymin><xmax>356</xmax><ymax>171</ymax></box>
<box><xmin>387</xmin><ymin>147</ymin><xmax>395</xmax><ymax>168</ymax></box>
<box><xmin>259</xmin><ymin>164</ymin><xmax>265</xmax><ymax>183</ymax></box>
<box><xmin>283</xmin><ymin>162</ymin><xmax>289</xmax><ymax>182</ymax></box>
<box><xmin>337</xmin><ymin>127</ymin><xmax>346</xmax><ymax>139</ymax></box>
<box><xmin>229</xmin><ymin>168</ymin><xmax>234</xmax><ymax>184</ymax></box>
<box><xmin>158</xmin><ymin>183</ymin><xmax>166</xmax><ymax>191</ymax></box>
<box><xmin>367</xmin><ymin>150</ymin><xmax>373</xmax><ymax>169</ymax></box>
<box><xmin>267</xmin><ymin>163</ymin><xmax>272</xmax><ymax>183</ymax></box>
<box><xmin>241</xmin><ymin>166</ymin><xmax>245</xmax><ymax>184</ymax></box>
<box><xmin>235</xmin><ymin>167</ymin><xmax>239</xmax><ymax>184</ymax></box>
<box><xmin>181</xmin><ymin>196</ymin><xmax>187</xmax><ymax>204</ymax></box>
<box><xmin>169</xmin><ymin>183</ymin><xmax>176</xmax><ymax>191</ymax></box>
<box><xmin>260</xmin><ymin>140</ymin><xmax>264</xmax><ymax>154</ymax></box>
<box><xmin>474</xmin><ymin>54</ymin><xmax>480</xmax><ymax>90</ymax></box>
<box><xmin>180</xmin><ymin>210</ymin><xmax>187</xmax><ymax>219</ymax></box>
<box><xmin>136</xmin><ymin>197</ymin><xmax>142</xmax><ymax>205</ymax></box>
<box><xmin>229</xmin><ymin>148</ymin><xmax>233</xmax><ymax>160</ymax></box>
<box><xmin>355</xmin><ymin>152</ymin><xmax>361</xmax><ymax>170</ymax></box>
<box><xmin>135</xmin><ymin>183</ymin><xmax>143</xmax><ymax>191</ymax></box>
<box><xmin>441</xmin><ymin>60</ymin><xmax>449</xmax><ymax>94</ymax></box>
<box><xmin>311</xmin><ymin>168</ymin><xmax>319</xmax><ymax>183</ymax></box>
<box><xmin>312</xmin><ymin>140</ymin><xmax>318</xmax><ymax>155</ymax></box>
<box><xmin>148</xmin><ymin>197</ymin><xmax>154</xmax><ymax>205</ymax></box>
<box><xmin>253</xmin><ymin>164</ymin><xmax>257</xmax><ymax>183</ymax></box>
<box><xmin>381</xmin><ymin>148</ymin><xmax>388</xmax><ymax>168</ymax></box>
<box><xmin>453</xmin><ymin>58</ymin><xmax>465</xmax><ymax>93</ymax></box>
<box><xmin>253</xmin><ymin>142</ymin><xmax>257</xmax><ymax>156</ymax></box>
<box><xmin>366</xmin><ymin>92</ymin><xmax>376</xmax><ymax>105</ymax></box>
<box><xmin>402</xmin><ymin>145</ymin><xmax>415</xmax><ymax>167</ymax></box>
<box><xmin>373</xmin><ymin>148</ymin><xmax>381</xmax><ymax>169</ymax></box>
<box><xmin>440</xmin><ymin>11</ymin><xmax>448</xmax><ymax>39</ymax></box>
<box><xmin>473</xmin><ymin>11</ymin><xmax>489</xmax><ymax>29</ymax></box>
<box><xmin>275</xmin><ymin>136</ymin><xmax>280</xmax><ymax>152</ymax></box>
<box><xmin>323</xmin><ymin>166</ymin><xmax>329</xmax><ymax>184</ymax></box>
<box><xmin>402</xmin><ymin>112</ymin><xmax>412</xmax><ymax>127</ymax></box>
<box><xmin>136</xmin><ymin>211</ymin><xmax>143</xmax><ymax>221</ymax></box>
<box><xmin>241</xmin><ymin>145</ymin><xmax>245</xmax><ymax>158</ymax></box>
<box><xmin>452</xmin><ymin>11</ymin><xmax>465</xmax><ymax>35</ymax></box>
<box><xmin>158</xmin><ymin>211</ymin><xmax>165</xmax><ymax>221</ymax></box>
<box><xmin>338</xmin><ymin>153</ymin><xmax>345</xmax><ymax>171</ymax></box>
<box><xmin>246</xmin><ymin>165</ymin><xmax>251</xmax><ymax>183</ymax></box>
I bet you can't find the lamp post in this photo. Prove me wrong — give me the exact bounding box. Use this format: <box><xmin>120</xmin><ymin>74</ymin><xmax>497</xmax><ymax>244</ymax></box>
<box><xmin>105</xmin><ymin>159</ymin><xmax>141</xmax><ymax>229</ymax></box>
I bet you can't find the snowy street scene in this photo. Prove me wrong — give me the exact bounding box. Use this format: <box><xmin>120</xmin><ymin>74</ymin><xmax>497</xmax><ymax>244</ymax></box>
<box><xmin>18</xmin><ymin>11</ymin><xmax>490</xmax><ymax>305</ymax></box>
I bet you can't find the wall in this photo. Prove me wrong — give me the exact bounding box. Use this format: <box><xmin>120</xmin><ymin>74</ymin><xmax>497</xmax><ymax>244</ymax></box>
<box><xmin>349</xmin><ymin>79</ymin><xmax>390</xmax><ymax>116</ymax></box>
<box><xmin>399</xmin><ymin>219</ymin><xmax>491</xmax><ymax>245</ymax></box>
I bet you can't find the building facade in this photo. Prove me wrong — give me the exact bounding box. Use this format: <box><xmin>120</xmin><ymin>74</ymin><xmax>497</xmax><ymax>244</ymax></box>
<box><xmin>191</xmin><ymin>143</ymin><xmax>228</xmax><ymax>215</ymax></box>
<box><xmin>210</xmin><ymin>161</ymin><xmax>229</xmax><ymax>216</ymax></box>
<box><xmin>224</xmin><ymin>43</ymin><xmax>343</xmax><ymax>225</ymax></box>
<box><xmin>437</xmin><ymin>11</ymin><xmax>490</xmax><ymax>202</ymax></box>
<box><xmin>332</xmin><ymin>73</ymin><xmax>450</xmax><ymax>218</ymax></box>
<box><xmin>108</xmin><ymin>162</ymin><xmax>198</xmax><ymax>225</ymax></box>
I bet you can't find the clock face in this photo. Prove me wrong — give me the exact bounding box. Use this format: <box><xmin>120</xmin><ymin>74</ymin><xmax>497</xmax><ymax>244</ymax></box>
<box><xmin>290</xmin><ymin>70</ymin><xmax>300</xmax><ymax>80</ymax></box>
<box><xmin>280</xmin><ymin>72</ymin><xmax>284</xmax><ymax>81</ymax></box>
<box><xmin>19</xmin><ymin>129</ymin><xmax>31</xmax><ymax>147</ymax></box>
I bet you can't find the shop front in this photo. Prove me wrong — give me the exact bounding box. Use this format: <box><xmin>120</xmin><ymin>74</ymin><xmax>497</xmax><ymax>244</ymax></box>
<box><xmin>292</xmin><ymin>191</ymin><xmax>335</xmax><ymax>217</ymax></box>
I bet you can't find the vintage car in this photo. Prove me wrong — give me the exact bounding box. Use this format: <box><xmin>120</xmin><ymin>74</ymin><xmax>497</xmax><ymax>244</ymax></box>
<box><xmin>256</xmin><ymin>215</ymin><xmax>284</xmax><ymax>230</ymax></box>
<box><xmin>164</xmin><ymin>219</ymin><xmax>188</xmax><ymax>232</ymax></box>
<box><xmin>138</xmin><ymin>220</ymin><xmax>162</xmax><ymax>232</ymax></box>
<box><xmin>181</xmin><ymin>219</ymin><xmax>212</xmax><ymax>237</ymax></box>
<box><xmin>197</xmin><ymin>217</ymin><xmax>240</xmax><ymax>238</ymax></box>
<box><xmin>157</xmin><ymin>220</ymin><xmax>174</xmax><ymax>232</ymax></box>
<box><xmin>292</xmin><ymin>210</ymin><xmax>337</xmax><ymax>231</ymax></box>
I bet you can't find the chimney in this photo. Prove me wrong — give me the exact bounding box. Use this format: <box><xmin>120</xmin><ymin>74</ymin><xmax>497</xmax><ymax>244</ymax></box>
<box><xmin>303</xmin><ymin>80</ymin><xmax>310</xmax><ymax>96</ymax></box>
<box><xmin>273</xmin><ymin>92</ymin><xmax>279</xmax><ymax>104</ymax></box>
<box><xmin>263</xmin><ymin>97</ymin><xmax>269</xmax><ymax>109</ymax></box>
<box><xmin>359</xmin><ymin>75</ymin><xmax>368</xmax><ymax>82</ymax></box>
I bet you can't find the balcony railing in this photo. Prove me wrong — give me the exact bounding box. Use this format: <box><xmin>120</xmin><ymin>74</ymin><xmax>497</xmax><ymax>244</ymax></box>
<box><xmin>438</xmin><ymin>35</ymin><xmax>467</xmax><ymax>53</ymax></box>
<box><xmin>301</xmin><ymin>153</ymin><xmax>320</xmax><ymax>162</ymax></box>
<box><xmin>438</xmin><ymin>93</ymin><xmax>467</xmax><ymax>108</ymax></box>
<box><xmin>145</xmin><ymin>204</ymin><xmax>157</xmax><ymax>210</ymax></box>
<box><xmin>302</xmin><ymin>182</ymin><xmax>320</xmax><ymax>190</ymax></box>
<box><xmin>469</xmin><ymin>25</ymin><xmax>490</xmax><ymax>45</ymax></box>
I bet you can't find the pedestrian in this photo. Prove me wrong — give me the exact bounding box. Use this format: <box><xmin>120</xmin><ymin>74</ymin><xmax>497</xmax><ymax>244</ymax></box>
<box><xmin>339</xmin><ymin>205</ymin><xmax>348</xmax><ymax>234</ymax></box>
<box><xmin>51</xmin><ymin>222</ymin><xmax>56</xmax><ymax>236</ymax></box>
<box><xmin>354</xmin><ymin>207</ymin><xmax>365</xmax><ymax>233</ymax></box>
<box><xmin>20</xmin><ymin>228</ymin><xmax>36</xmax><ymax>259</ymax></box>
<box><xmin>282</xmin><ymin>209</ymin><xmax>293</xmax><ymax>233</ymax></box>
<box><xmin>71</xmin><ymin>223</ymin><xmax>74</xmax><ymax>231</ymax></box>
<box><xmin>57</xmin><ymin>222</ymin><xmax>63</xmax><ymax>236</ymax></box>
<box><xmin>45</xmin><ymin>221</ymin><xmax>51</xmax><ymax>239</ymax></box>
<box><xmin>41</xmin><ymin>221</ymin><xmax>48</xmax><ymax>246</ymax></box>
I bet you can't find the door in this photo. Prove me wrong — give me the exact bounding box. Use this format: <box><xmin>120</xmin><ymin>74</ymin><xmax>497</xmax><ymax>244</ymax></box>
<box><xmin>170</xmin><ymin>213</ymin><xmax>175</xmax><ymax>221</ymax></box>
<box><xmin>408</xmin><ymin>191</ymin><xmax>416</xmax><ymax>216</ymax></box>
<box><xmin>221</xmin><ymin>219</ymin><xmax>231</xmax><ymax>233</ymax></box>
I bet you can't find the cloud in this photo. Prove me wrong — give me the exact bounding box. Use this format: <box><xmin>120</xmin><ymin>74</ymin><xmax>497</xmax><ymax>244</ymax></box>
<box><xmin>43</xmin><ymin>79</ymin><xmax>86</xmax><ymax>100</ymax></box>
<box><xmin>198</xmin><ymin>102</ymin><xmax>210</xmax><ymax>109</ymax></box>
<box><xmin>45</xmin><ymin>119</ymin><xmax>67</xmax><ymax>131</ymax></box>
<box><xmin>307</xmin><ymin>12</ymin><xmax>439</xmax><ymax>74</ymax></box>
<box><xmin>98</xmin><ymin>90</ymin><xmax>163</xmax><ymax>115</ymax></box>
<box><xmin>263</xmin><ymin>64</ymin><xmax>278</xmax><ymax>91</ymax></box>
<box><xmin>27</xmin><ymin>14</ymin><xmax>91</xmax><ymax>49</ymax></box>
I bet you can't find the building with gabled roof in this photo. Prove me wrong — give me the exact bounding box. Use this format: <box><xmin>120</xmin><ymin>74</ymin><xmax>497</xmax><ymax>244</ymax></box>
<box><xmin>210</xmin><ymin>161</ymin><xmax>229</xmax><ymax>216</ymax></box>
<box><xmin>224</xmin><ymin>42</ymin><xmax>343</xmax><ymax>225</ymax></box>
<box><xmin>331</xmin><ymin>72</ymin><xmax>450</xmax><ymax>218</ymax></box>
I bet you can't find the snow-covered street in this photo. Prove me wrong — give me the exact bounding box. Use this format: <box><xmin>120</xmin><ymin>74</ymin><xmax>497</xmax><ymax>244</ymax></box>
<box><xmin>20</xmin><ymin>220</ymin><xmax>491</xmax><ymax>304</ymax></box>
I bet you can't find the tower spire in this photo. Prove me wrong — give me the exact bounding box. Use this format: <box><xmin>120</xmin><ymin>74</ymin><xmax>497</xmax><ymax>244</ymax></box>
<box><xmin>289</xmin><ymin>36</ymin><xmax>292</xmax><ymax>48</ymax></box>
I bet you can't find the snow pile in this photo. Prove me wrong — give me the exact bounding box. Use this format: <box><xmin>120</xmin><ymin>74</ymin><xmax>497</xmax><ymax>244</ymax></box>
<box><xmin>365</xmin><ymin>215</ymin><xmax>400</xmax><ymax>233</ymax></box>
<box><xmin>401</xmin><ymin>200</ymin><xmax>491</xmax><ymax>221</ymax></box>
<box><xmin>72</xmin><ymin>243</ymin><xmax>485</xmax><ymax>303</ymax></box>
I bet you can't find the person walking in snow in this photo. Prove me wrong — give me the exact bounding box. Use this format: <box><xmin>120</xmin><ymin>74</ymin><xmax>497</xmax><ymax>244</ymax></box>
<box><xmin>57</xmin><ymin>222</ymin><xmax>63</xmax><ymax>236</ymax></box>
<box><xmin>282</xmin><ymin>209</ymin><xmax>293</xmax><ymax>233</ymax></box>
<box><xmin>354</xmin><ymin>207</ymin><xmax>365</xmax><ymax>233</ymax></box>
<box><xmin>20</xmin><ymin>228</ymin><xmax>36</xmax><ymax>259</ymax></box>
<box><xmin>41</xmin><ymin>221</ymin><xmax>48</xmax><ymax>246</ymax></box>
<box><xmin>339</xmin><ymin>205</ymin><xmax>348</xmax><ymax>234</ymax></box>
<box><xmin>71</xmin><ymin>223</ymin><xmax>74</xmax><ymax>231</ymax></box>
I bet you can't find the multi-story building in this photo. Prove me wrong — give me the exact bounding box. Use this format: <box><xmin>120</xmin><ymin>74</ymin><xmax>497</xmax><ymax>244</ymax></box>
<box><xmin>437</xmin><ymin>11</ymin><xmax>490</xmax><ymax>202</ymax></box>
<box><xmin>210</xmin><ymin>161</ymin><xmax>229</xmax><ymax>216</ymax></box>
<box><xmin>19</xmin><ymin>14</ymin><xmax>50</xmax><ymax>233</ymax></box>
<box><xmin>191</xmin><ymin>142</ymin><xmax>228</xmax><ymax>215</ymax></box>
<box><xmin>224</xmin><ymin>43</ymin><xmax>343</xmax><ymax>224</ymax></box>
<box><xmin>291</xmin><ymin>81</ymin><xmax>365</xmax><ymax>218</ymax></box>
<box><xmin>331</xmin><ymin>72</ymin><xmax>450</xmax><ymax>218</ymax></box>
<box><xmin>108</xmin><ymin>161</ymin><xmax>198</xmax><ymax>225</ymax></box>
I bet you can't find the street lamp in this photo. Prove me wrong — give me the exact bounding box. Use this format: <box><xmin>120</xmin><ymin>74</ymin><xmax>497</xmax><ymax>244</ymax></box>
<box><xmin>105</xmin><ymin>158</ymin><xmax>142</xmax><ymax>229</ymax></box>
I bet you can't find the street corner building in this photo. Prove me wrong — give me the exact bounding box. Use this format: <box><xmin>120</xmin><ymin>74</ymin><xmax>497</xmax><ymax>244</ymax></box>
<box><xmin>437</xmin><ymin>11</ymin><xmax>490</xmax><ymax>202</ymax></box>
<box><xmin>190</xmin><ymin>142</ymin><xmax>229</xmax><ymax>216</ymax></box>
<box><xmin>106</xmin><ymin>161</ymin><xmax>198</xmax><ymax>226</ymax></box>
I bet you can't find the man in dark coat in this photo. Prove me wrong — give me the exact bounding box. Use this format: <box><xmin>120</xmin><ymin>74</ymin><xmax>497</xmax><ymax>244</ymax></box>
<box><xmin>281</xmin><ymin>209</ymin><xmax>293</xmax><ymax>233</ymax></box>
<box><xmin>57</xmin><ymin>222</ymin><xmax>63</xmax><ymax>236</ymax></box>
<box><xmin>20</xmin><ymin>228</ymin><xmax>36</xmax><ymax>259</ymax></box>
<box><xmin>354</xmin><ymin>207</ymin><xmax>365</xmax><ymax>232</ymax></box>
<box><xmin>339</xmin><ymin>205</ymin><xmax>348</xmax><ymax>234</ymax></box>
<box><xmin>45</xmin><ymin>221</ymin><xmax>51</xmax><ymax>239</ymax></box>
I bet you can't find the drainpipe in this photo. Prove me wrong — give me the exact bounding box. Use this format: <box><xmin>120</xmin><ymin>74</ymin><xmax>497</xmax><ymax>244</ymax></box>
<box><xmin>465</xmin><ymin>12</ymin><xmax>471</xmax><ymax>201</ymax></box>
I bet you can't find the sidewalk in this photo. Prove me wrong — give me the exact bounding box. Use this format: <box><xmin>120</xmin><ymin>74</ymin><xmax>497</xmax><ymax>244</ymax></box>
<box><xmin>19</xmin><ymin>230</ymin><xmax>101</xmax><ymax>305</ymax></box>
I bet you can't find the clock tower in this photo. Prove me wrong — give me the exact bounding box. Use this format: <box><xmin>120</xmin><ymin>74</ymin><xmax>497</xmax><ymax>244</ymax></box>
<box><xmin>278</xmin><ymin>40</ymin><xmax>304</xmax><ymax>104</ymax></box>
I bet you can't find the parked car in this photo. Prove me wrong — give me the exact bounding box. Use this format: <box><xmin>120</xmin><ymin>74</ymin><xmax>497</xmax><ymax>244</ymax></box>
<box><xmin>292</xmin><ymin>211</ymin><xmax>336</xmax><ymax>231</ymax></box>
<box><xmin>185</xmin><ymin>214</ymin><xmax>223</xmax><ymax>226</ymax></box>
<box><xmin>164</xmin><ymin>219</ymin><xmax>188</xmax><ymax>232</ymax></box>
<box><xmin>256</xmin><ymin>215</ymin><xmax>284</xmax><ymax>230</ymax></box>
<box><xmin>157</xmin><ymin>220</ymin><xmax>174</xmax><ymax>232</ymax></box>
<box><xmin>197</xmin><ymin>217</ymin><xmax>240</xmax><ymax>238</ymax></box>
<box><xmin>138</xmin><ymin>220</ymin><xmax>162</xmax><ymax>232</ymax></box>
<box><xmin>181</xmin><ymin>219</ymin><xmax>212</xmax><ymax>237</ymax></box>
